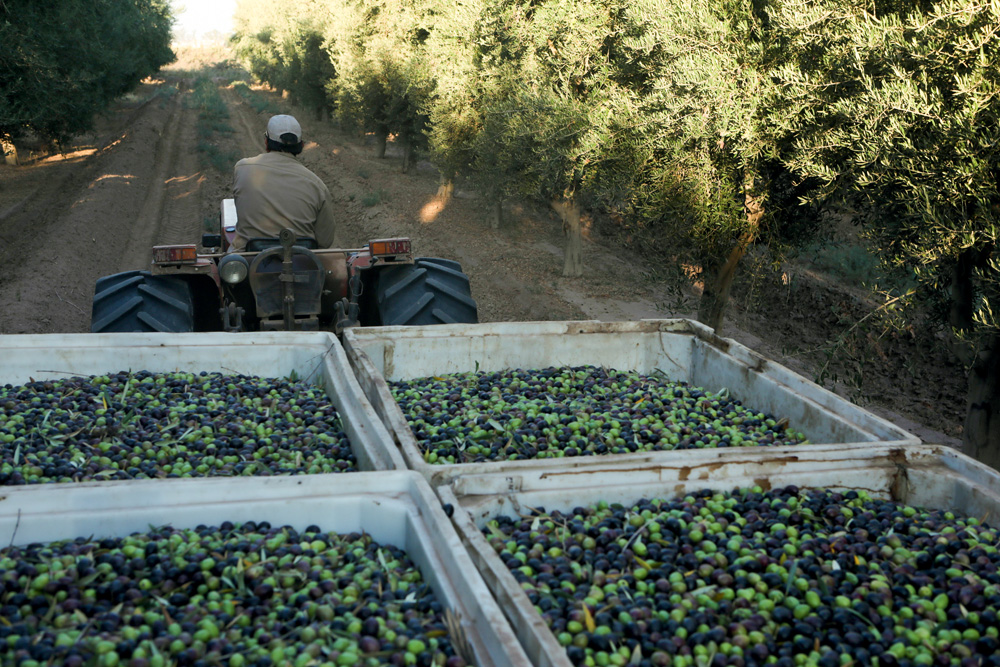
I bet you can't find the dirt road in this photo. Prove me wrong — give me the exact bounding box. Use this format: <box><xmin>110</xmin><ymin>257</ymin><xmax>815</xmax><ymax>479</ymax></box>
<box><xmin>0</xmin><ymin>79</ymin><xmax>203</xmax><ymax>334</ymax></box>
<box><xmin>0</xmin><ymin>54</ymin><xmax>966</xmax><ymax>449</ymax></box>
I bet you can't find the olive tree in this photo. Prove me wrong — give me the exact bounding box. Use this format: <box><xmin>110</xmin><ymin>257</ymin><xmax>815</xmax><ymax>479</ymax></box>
<box><xmin>422</xmin><ymin>0</ymin><xmax>485</xmax><ymax>200</ymax></box>
<box><xmin>323</xmin><ymin>0</ymin><xmax>436</xmax><ymax>171</ymax></box>
<box><xmin>0</xmin><ymin>0</ymin><xmax>173</xmax><ymax>146</ymax></box>
<box><xmin>618</xmin><ymin>0</ymin><xmax>836</xmax><ymax>332</ymax></box>
<box><xmin>463</xmin><ymin>75</ymin><xmax>603</xmax><ymax>274</ymax></box>
<box><xmin>280</xmin><ymin>20</ymin><xmax>336</xmax><ymax>119</ymax></box>
<box><xmin>232</xmin><ymin>0</ymin><xmax>334</xmax><ymax>119</ymax></box>
<box><xmin>448</xmin><ymin>0</ymin><xmax>658</xmax><ymax>275</ymax></box>
<box><xmin>231</xmin><ymin>1</ymin><xmax>286</xmax><ymax>89</ymax></box>
<box><xmin>783</xmin><ymin>0</ymin><xmax>1000</xmax><ymax>466</ymax></box>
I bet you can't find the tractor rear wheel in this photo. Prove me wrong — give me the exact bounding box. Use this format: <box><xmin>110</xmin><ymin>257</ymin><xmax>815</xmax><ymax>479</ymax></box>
<box><xmin>91</xmin><ymin>270</ymin><xmax>195</xmax><ymax>333</ymax></box>
<box><xmin>375</xmin><ymin>257</ymin><xmax>478</xmax><ymax>326</ymax></box>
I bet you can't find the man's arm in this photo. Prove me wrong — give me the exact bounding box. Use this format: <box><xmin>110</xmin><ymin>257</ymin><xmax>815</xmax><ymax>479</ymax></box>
<box><xmin>314</xmin><ymin>190</ymin><xmax>337</xmax><ymax>248</ymax></box>
<box><xmin>230</xmin><ymin>161</ymin><xmax>248</xmax><ymax>251</ymax></box>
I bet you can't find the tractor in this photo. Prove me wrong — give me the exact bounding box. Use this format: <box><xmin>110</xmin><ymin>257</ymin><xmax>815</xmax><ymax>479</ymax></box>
<box><xmin>90</xmin><ymin>199</ymin><xmax>478</xmax><ymax>333</ymax></box>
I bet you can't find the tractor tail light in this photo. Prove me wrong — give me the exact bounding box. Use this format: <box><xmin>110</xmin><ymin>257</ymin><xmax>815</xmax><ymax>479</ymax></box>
<box><xmin>153</xmin><ymin>245</ymin><xmax>198</xmax><ymax>264</ymax></box>
<box><xmin>370</xmin><ymin>239</ymin><xmax>411</xmax><ymax>257</ymax></box>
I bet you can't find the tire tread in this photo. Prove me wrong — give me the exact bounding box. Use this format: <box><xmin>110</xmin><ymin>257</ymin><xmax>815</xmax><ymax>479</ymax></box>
<box><xmin>91</xmin><ymin>271</ymin><xmax>194</xmax><ymax>333</ymax></box>
<box><xmin>376</xmin><ymin>258</ymin><xmax>478</xmax><ymax>326</ymax></box>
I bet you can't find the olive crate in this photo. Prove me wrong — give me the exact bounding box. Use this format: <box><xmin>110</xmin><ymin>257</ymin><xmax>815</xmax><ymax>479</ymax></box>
<box><xmin>0</xmin><ymin>331</ymin><xmax>406</xmax><ymax>479</ymax></box>
<box><xmin>342</xmin><ymin>319</ymin><xmax>918</xmax><ymax>486</ymax></box>
<box><xmin>0</xmin><ymin>470</ymin><xmax>532</xmax><ymax>666</ymax></box>
<box><xmin>438</xmin><ymin>444</ymin><xmax>1000</xmax><ymax>667</ymax></box>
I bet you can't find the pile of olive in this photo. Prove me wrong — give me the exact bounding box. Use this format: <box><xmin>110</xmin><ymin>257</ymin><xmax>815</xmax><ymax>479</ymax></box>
<box><xmin>0</xmin><ymin>521</ymin><xmax>469</xmax><ymax>666</ymax></box>
<box><xmin>484</xmin><ymin>485</ymin><xmax>1000</xmax><ymax>667</ymax></box>
<box><xmin>390</xmin><ymin>366</ymin><xmax>807</xmax><ymax>464</ymax></box>
<box><xmin>0</xmin><ymin>370</ymin><xmax>356</xmax><ymax>484</ymax></box>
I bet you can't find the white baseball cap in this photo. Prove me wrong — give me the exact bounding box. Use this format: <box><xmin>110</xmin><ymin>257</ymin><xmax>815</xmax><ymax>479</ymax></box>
<box><xmin>266</xmin><ymin>115</ymin><xmax>302</xmax><ymax>145</ymax></box>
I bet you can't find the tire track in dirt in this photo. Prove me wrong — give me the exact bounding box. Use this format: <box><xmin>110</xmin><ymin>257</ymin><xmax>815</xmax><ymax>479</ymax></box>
<box><xmin>225</xmin><ymin>87</ymin><xmax>265</xmax><ymax>161</ymax></box>
<box><xmin>0</xmin><ymin>98</ymin><xmax>166</xmax><ymax>272</ymax></box>
<box><xmin>0</xmin><ymin>92</ymin><xmax>166</xmax><ymax>227</ymax></box>
<box><xmin>0</xmin><ymin>79</ymin><xmax>196</xmax><ymax>334</ymax></box>
<box><xmin>118</xmin><ymin>87</ymin><xmax>196</xmax><ymax>269</ymax></box>
<box><xmin>154</xmin><ymin>95</ymin><xmax>207</xmax><ymax>247</ymax></box>
<box><xmin>0</xmin><ymin>83</ymin><xmax>207</xmax><ymax>334</ymax></box>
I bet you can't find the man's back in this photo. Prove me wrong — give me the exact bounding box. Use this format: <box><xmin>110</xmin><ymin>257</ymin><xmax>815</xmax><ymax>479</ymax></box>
<box><xmin>232</xmin><ymin>148</ymin><xmax>336</xmax><ymax>251</ymax></box>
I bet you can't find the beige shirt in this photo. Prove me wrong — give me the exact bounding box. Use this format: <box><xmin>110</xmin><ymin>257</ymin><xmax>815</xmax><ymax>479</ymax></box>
<box><xmin>231</xmin><ymin>151</ymin><xmax>336</xmax><ymax>251</ymax></box>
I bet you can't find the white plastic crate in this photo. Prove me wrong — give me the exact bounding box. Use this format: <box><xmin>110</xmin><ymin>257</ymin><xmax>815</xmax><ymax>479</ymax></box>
<box><xmin>0</xmin><ymin>331</ymin><xmax>405</xmax><ymax>476</ymax></box>
<box><xmin>438</xmin><ymin>444</ymin><xmax>1000</xmax><ymax>667</ymax></box>
<box><xmin>343</xmin><ymin>319</ymin><xmax>918</xmax><ymax>485</ymax></box>
<box><xmin>0</xmin><ymin>470</ymin><xmax>531</xmax><ymax>667</ymax></box>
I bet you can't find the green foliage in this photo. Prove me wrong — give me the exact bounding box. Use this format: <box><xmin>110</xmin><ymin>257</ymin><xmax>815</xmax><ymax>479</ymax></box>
<box><xmin>190</xmin><ymin>79</ymin><xmax>232</xmax><ymax>133</ymax></box>
<box><xmin>457</xmin><ymin>75</ymin><xmax>563</xmax><ymax>205</ymax></box>
<box><xmin>189</xmin><ymin>78</ymin><xmax>238</xmax><ymax>172</ymax></box>
<box><xmin>231</xmin><ymin>0</ymin><xmax>334</xmax><ymax>116</ymax></box>
<box><xmin>231</xmin><ymin>81</ymin><xmax>280</xmax><ymax>115</ymax></box>
<box><xmin>625</xmin><ymin>0</ymin><xmax>828</xmax><ymax>257</ymax></box>
<box><xmin>285</xmin><ymin>25</ymin><xmax>336</xmax><ymax>115</ymax></box>
<box><xmin>325</xmin><ymin>0</ymin><xmax>436</xmax><ymax>158</ymax></box>
<box><xmin>332</xmin><ymin>52</ymin><xmax>434</xmax><ymax>149</ymax></box>
<box><xmin>423</xmin><ymin>0</ymin><xmax>485</xmax><ymax>179</ymax></box>
<box><xmin>784</xmin><ymin>0</ymin><xmax>1000</xmax><ymax>339</ymax></box>
<box><xmin>444</xmin><ymin>0</ymin><xmax>654</xmax><ymax>210</ymax></box>
<box><xmin>361</xmin><ymin>189</ymin><xmax>389</xmax><ymax>207</ymax></box>
<box><xmin>0</xmin><ymin>0</ymin><xmax>174</xmax><ymax>144</ymax></box>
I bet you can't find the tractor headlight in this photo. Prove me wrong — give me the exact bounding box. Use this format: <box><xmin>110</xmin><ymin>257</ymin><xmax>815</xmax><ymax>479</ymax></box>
<box><xmin>219</xmin><ymin>254</ymin><xmax>250</xmax><ymax>284</ymax></box>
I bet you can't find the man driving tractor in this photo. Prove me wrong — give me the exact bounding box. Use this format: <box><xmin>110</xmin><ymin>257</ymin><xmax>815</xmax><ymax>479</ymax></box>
<box><xmin>90</xmin><ymin>119</ymin><xmax>478</xmax><ymax>334</ymax></box>
<box><xmin>231</xmin><ymin>114</ymin><xmax>336</xmax><ymax>251</ymax></box>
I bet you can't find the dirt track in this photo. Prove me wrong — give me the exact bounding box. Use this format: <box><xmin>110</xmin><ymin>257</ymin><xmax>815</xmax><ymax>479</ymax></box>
<box><xmin>0</xmin><ymin>80</ymin><xmax>203</xmax><ymax>334</ymax></box>
<box><xmin>0</xmin><ymin>53</ymin><xmax>967</xmax><ymax>449</ymax></box>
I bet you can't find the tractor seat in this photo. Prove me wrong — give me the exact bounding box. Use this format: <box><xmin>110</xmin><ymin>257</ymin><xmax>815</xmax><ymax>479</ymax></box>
<box><xmin>245</xmin><ymin>237</ymin><xmax>319</xmax><ymax>252</ymax></box>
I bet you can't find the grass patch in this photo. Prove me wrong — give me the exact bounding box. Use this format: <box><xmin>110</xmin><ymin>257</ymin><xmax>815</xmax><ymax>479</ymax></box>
<box><xmin>231</xmin><ymin>81</ymin><xmax>280</xmax><ymax>115</ymax></box>
<box><xmin>799</xmin><ymin>240</ymin><xmax>882</xmax><ymax>288</ymax></box>
<box><xmin>197</xmin><ymin>141</ymin><xmax>239</xmax><ymax>172</ymax></box>
<box><xmin>362</xmin><ymin>189</ymin><xmax>388</xmax><ymax>207</ymax></box>
<box><xmin>118</xmin><ymin>83</ymin><xmax>178</xmax><ymax>109</ymax></box>
<box><xmin>797</xmin><ymin>239</ymin><xmax>917</xmax><ymax>296</ymax></box>
<box><xmin>189</xmin><ymin>79</ymin><xmax>231</xmax><ymax>129</ymax></box>
<box><xmin>153</xmin><ymin>84</ymin><xmax>179</xmax><ymax>106</ymax></box>
<box><xmin>188</xmin><ymin>77</ymin><xmax>236</xmax><ymax>171</ymax></box>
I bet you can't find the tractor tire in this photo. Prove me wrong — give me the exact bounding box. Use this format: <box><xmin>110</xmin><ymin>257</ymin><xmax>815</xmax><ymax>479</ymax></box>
<box><xmin>91</xmin><ymin>270</ymin><xmax>195</xmax><ymax>333</ymax></box>
<box><xmin>376</xmin><ymin>257</ymin><xmax>478</xmax><ymax>326</ymax></box>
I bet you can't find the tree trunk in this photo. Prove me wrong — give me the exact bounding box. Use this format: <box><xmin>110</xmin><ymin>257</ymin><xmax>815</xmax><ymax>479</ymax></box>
<box><xmin>401</xmin><ymin>136</ymin><xmax>412</xmax><ymax>174</ymax></box>
<box><xmin>552</xmin><ymin>197</ymin><xmax>584</xmax><ymax>277</ymax></box>
<box><xmin>2</xmin><ymin>138</ymin><xmax>16</xmax><ymax>166</ymax></box>
<box><xmin>965</xmin><ymin>333</ymin><xmax>1000</xmax><ymax>470</ymax></box>
<box><xmin>697</xmin><ymin>178</ymin><xmax>764</xmax><ymax>332</ymax></box>
<box><xmin>490</xmin><ymin>198</ymin><xmax>503</xmax><ymax>230</ymax></box>
<box><xmin>375</xmin><ymin>128</ymin><xmax>388</xmax><ymax>159</ymax></box>
<box><xmin>436</xmin><ymin>177</ymin><xmax>454</xmax><ymax>202</ymax></box>
<box><xmin>697</xmin><ymin>240</ymin><xmax>748</xmax><ymax>331</ymax></box>
<box><xmin>947</xmin><ymin>249</ymin><xmax>980</xmax><ymax>365</ymax></box>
